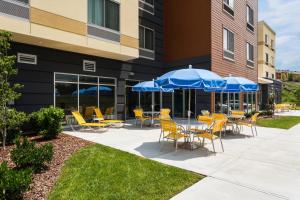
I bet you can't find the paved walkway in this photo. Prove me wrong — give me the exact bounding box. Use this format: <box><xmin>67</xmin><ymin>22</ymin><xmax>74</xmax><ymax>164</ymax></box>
<box><xmin>65</xmin><ymin>113</ymin><xmax>300</xmax><ymax>200</ymax></box>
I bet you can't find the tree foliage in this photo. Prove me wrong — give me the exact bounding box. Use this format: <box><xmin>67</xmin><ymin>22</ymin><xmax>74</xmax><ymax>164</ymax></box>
<box><xmin>0</xmin><ymin>31</ymin><xmax>24</xmax><ymax>148</ymax></box>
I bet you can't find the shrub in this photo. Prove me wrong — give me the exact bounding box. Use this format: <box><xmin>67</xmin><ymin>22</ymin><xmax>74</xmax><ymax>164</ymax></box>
<box><xmin>11</xmin><ymin>138</ymin><xmax>54</xmax><ymax>172</ymax></box>
<box><xmin>30</xmin><ymin>106</ymin><xmax>65</xmax><ymax>139</ymax></box>
<box><xmin>0</xmin><ymin>162</ymin><xmax>32</xmax><ymax>200</ymax></box>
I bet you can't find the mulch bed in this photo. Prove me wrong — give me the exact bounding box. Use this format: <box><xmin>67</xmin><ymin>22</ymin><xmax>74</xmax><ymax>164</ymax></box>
<box><xmin>0</xmin><ymin>133</ymin><xmax>93</xmax><ymax>200</ymax></box>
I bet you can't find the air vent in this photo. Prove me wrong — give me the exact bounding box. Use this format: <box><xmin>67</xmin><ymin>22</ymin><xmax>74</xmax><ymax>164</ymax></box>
<box><xmin>17</xmin><ymin>53</ymin><xmax>37</xmax><ymax>65</ymax></box>
<box><xmin>83</xmin><ymin>60</ymin><xmax>96</xmax><ymax>72</ymax></box>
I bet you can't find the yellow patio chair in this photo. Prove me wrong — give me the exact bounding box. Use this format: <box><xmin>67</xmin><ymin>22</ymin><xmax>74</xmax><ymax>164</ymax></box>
<box><xmin>159</xmin><ymin>108</ymin><xmax>171</xmax><ymax>120</ymax></box>
<box><xmin>231</xmin><ymin>110</ymin><xmax>245</xmax><ymax>117</ymax></box>
<box><xmin>190</xmin><ymin>115</ymin><xmax>214</xmax><ymax>134</ymax></box>
<box><xmin>133</xmin><ymin>108</ymin><xmax>151</xmax><ymax>128</ymax></box>
<box><xmin>71</xmin><ymin>111</ymin><xmax>108</xmax><ymax>130</ymax></box>
<box><xmin>160</xmin><ymin>120</ymin><xmax>189</xmax><ymax>150</ymax></box>
<box><xmin>94</xmin><ymin>108</ymin><xmax>124</xmax><ymax>125</ymax></box>
<box><xmin>84</xmin><ymin>106</ymin><xmax>96</xmax><ymax>121</ymax></box>
<box><xmin>237</xmin><ymin>113</ymin><xmax>260</xmax><ymax>137</ymax></box>
<box><xmin>193</xmin><ymin>120</ymin><xmax>226</xmax><ymax>152</ymax></box>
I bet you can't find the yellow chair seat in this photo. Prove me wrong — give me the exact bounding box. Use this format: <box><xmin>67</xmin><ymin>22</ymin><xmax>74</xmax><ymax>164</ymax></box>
<box><xmin>195</xmin><ymin>132</ymin><xmax>218</xmax><ymax>140</ymax></box>
<box><xmin>100</xmin><ymin>120</ymin><xmax>124</xmax><ymax>123</ymax></box>
<box><xmin>165</xmin><ymin>132</ymin><xmax>188</xmax><ymax>140</ymax></box>
<box><xmin>81</xmin><ymin>123</ymin><xmax>109</xmax><ymax>127</ymax></box>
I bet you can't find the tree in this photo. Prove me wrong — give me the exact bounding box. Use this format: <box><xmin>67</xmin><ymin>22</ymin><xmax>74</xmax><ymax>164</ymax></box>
<box><xmin>0</xmin><ymin>31</ymin><xmax>23</xmax><ymax>149</ymax></box>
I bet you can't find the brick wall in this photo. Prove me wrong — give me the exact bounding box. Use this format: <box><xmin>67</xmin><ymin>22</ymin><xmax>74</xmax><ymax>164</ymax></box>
<box><xmin>211</xmin><ymin>0</ymin><xmax>258</xmax><ymax>82</ymax></box>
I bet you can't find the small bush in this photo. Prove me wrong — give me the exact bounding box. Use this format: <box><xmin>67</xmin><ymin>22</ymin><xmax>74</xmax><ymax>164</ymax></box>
<box><xmin>30</xmin><ymin>106</ymin><xmax>65</xmax><ymax>139</ymax></box>
<box><xmin>11</xmin><ymin>138</ymin><xmax>54</xmax><ymax>172</ymax></box>
<box><xmin>0</xmin><ymin>162</ymin><xmax>32</xmax><ymax>200</ymax></box>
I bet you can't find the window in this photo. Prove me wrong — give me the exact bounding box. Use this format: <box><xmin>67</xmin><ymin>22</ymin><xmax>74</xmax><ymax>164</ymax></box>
<box><xmin>247</xmin><ymin>43</ymin><xmax>254</xmax><ymax>67</ymax></box>
<box><xmin>88</xmin><ymin>0</ymin><xmax>120</xmax><ymax>32</ymax></box>
<box><xmin>271</xmin><ymin>40</ymin><xmax>275</xmax><ymax>50</ymax></box>
<box><xmin>223</xmin><ymin>28</ymin><xmax>234</xmax><ymax>60</ymax></box>
<box><xmin>265</xmin><ymin>34</ymin><xmax>269</xmax><ymax>46</ymax></box>
<box><xmin>13</xmin><ymin>0</ymin><xmax>29</xmax><ymax>4</ymax></box>
<box><xmin>223</xmin><ymin>0</ymin><xmax>234</xmax><ymax>16</ymax></box>
<box><xmin>266</xmin><ymin>72</ymin><xmax>269</xmax><ymax>78</ymax></box>
<box><xmin>246</xmin><ymin>5</ymin><xmax>254</xmax><ymax>32</ymax></box>
<box><xmin>272</xmin><ymin>74</ymin><xmax>274</xmax><ymax>79</ymax></box>
<box><xmin>139</xmin><ymin>26</ymin><xmax>154</xmax><ymax>51</ymax></box>
<box><xmin>265</xmin><ymin>53</ymin><xmax>269</xmax><ymax>65</ymax></box>
<box><xmin>140</xmin><ymin>0</ymin><xmax>154</xmax><ymax>6</ymax></box>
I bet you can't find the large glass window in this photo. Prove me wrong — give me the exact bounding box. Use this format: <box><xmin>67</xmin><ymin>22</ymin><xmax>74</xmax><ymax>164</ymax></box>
<box><xmin>88</xmin><ymin>0</ymin><xmax>120</xmax><ymax>31</ymax></box>
<box><xmin>224</xmin><ymin>0</ymin><xmax>234</xmax><ymax>9</ymax></box>
<box><xmin>55</xmin><ymin>83</ymin><xmax>78</xmax><ymax>115</ymax></box>
<box><xmin>139</xmin><ymin>26</ymin><xmax>154</xmax><ymax>51</ymax></box>
<box><xmin>54</xmin><ymin>73</ymin><xmax>116</xmax><ymax>119</ymax></box>
<box><xmin>246</xmin><ymin>5</ymin><xmax>254</xmax><ymax>31</ymax></box>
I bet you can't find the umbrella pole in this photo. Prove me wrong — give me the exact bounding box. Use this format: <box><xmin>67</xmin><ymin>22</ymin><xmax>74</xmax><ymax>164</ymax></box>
<box><xmin>188</xmin><ymin>89</ymin><xmax>192</xmax><ymax>149</ymax></box>
<box><xmin>160</xmin><ymin>91</ymin><xmax>162</xmax><ymax>109</ymax></box>
<box><xmin>152</xmin><ymin>91</ymin><xmax>154</xmax><ymax>125</ymax></box>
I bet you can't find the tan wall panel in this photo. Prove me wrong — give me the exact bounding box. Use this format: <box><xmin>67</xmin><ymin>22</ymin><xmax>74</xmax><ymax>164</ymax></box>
<box><xmin>30</xmin><ymin>23</ymin><xmax>86</xmax><ymax>46</ymax></box>
<box><xmin>30</xmin><ymin>0</ymin><xmax>87</xmax><ymax>23</ymax></box>
<box><xmin>30</xmin><ymin>8</ymin><xmax>86</xmax><ymax>36</ymax></box>
<box><xmin>120</xmin><ymin>35</ymin><xmax>138</xmax><ymax>49</ymax></box>
<box><xmin>120</xmin><ymin>0</ymin><xmax>139</xmax><ymax>38</ymax></box>
<box><xmin>121</xmin><ymin>45</ymin><xmax>139</xmax><ymax>58</ymax></box>
<box><xmin>0</xmin><ymin>15</ymin><xmax>30</xmax><ymax>35</ymax></box>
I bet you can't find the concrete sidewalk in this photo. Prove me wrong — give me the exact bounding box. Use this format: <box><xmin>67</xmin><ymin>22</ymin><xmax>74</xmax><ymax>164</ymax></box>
<box><xmin>64</xmin><ymin>117</ymin><xmax>300</xmax><ymax>200</ymax></box>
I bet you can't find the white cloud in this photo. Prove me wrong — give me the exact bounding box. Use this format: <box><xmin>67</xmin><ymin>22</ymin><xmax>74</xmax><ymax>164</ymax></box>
<box><xmin>259</xmin><ymin>0</ymin><xmax>300</xmax><ymax>70</ymax></box>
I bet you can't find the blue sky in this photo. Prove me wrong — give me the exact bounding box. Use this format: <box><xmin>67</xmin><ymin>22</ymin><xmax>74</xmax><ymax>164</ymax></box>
<box><xmin>259</xmin><ymin>0</ymin><xmax>300</xmax><ymax>71</ymax></box>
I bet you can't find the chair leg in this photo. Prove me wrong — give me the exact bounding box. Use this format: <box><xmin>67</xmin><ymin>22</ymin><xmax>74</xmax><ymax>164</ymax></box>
<box><xmin>159</xmin><ymin>130</ymin><xmax>162</xmax><ymax>142</ymax></box>
<box><xmin>175</xmin><ymin>139</ymin><xmax>178</xmax><ymax>151</ymax></box>
<box><xmin>251</xmin><ymin>126</ymin><xmax>255</xmax><ymax>137</ymax></box>
<box><xmin>141</xmin><ymin>120</ymin><xmax>143</xmax><ymax>128</ymax></box>
<box><xmin>220</xmin><ymin>138</ymin><xmax>224</xmax><ymax>152</ymax></box>
<box><xmin>212</xmin><ymin>140</ymin><xmax>215</xmax><ymax>153</ymax></box>
<box><xmin>202</xmin><ymin>138</ymin><xmax>205</xmax><ymax>147</ymax></box>
<box><xmin>254</xmin><ymin>125</ymin><xmax>258</xmax><ymax>136</ymax></box>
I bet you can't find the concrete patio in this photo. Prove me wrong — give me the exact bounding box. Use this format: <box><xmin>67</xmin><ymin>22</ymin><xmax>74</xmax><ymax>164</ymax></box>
<box><xmin>64</xmin><ymin>113</ymin><xmax>300</xmax><ymax>200</ymax></box>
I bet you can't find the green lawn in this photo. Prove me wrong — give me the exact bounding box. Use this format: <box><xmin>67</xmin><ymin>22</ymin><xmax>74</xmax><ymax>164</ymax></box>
<box><xmin>257</xmin><ymin>116</ymin><xmax>300</xmax><ymax>129</ymax></box>
<box><xmin>48</xmin><ymin>144</ymin><xmax>203</xmax><ymax>200</ymax></box>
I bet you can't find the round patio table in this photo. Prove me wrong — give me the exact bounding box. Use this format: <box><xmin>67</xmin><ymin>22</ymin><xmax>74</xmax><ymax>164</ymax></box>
<box><xmin>227</xmin><ymin>115</ymin><xmax>245</xmax><ymax>134</ymax></box>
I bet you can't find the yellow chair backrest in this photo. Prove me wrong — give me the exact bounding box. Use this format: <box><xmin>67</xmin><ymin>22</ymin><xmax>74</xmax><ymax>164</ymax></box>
<box><xmin>197</xmin><ymin>115</ymin><xmax>214</xmax><ymax>126</ymax></box>
<box><xmin>231</xmin><ymin>110</ymin><xmax>244</xmax><ymax>116</ymax></box>
<box><xmin>72</xmin><ymin>111</ymin><xmax>86</xmax><ymax>125</ymax></box>
<box><xmin>212</xmin><ymin>120</ymin><xmax>226</xmax><ymax>134</ymax></box>
<box><xmin>133</xmin><ymin>109</ymin><xmax>143</xmax><ymax>118</ymax></box>
<box><xmin>251</xmin><ymin>113</ymin><xmax>260</xmax><ymax>123</ymax></box>
<box><xmin>84</xmin><ymin>106</ymin><xmax>96</xmax><ymax>120</ymax></box>
<box><xmin>212</xmin><ymin>113</ymin><xmax>227</xmax><ymax>121</ymax></box>
<box><xmin>105</xmin><ymin>107</ymin><xmax>114</xmax><ymax>115</ymax></box>
<box><xmin>161</xmin><ymin>120</ymin><xmax>177</xmax><ymax>133</ymax></box>
<box><xmin>160</xmin><ymin>109</ymin><xmax>171</xmax><ymax>120</ymax></box>
<box><xmin>94</xmin><ymin>108</ymin><xmax>104</xmax><ymax>120</ymax></box>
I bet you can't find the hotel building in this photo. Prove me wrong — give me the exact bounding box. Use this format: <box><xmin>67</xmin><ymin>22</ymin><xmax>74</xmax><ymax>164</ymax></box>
<box><xmin>0</xmin><ymin>0</ymin><xmax>258</xmax><ymax>119</ymax></box>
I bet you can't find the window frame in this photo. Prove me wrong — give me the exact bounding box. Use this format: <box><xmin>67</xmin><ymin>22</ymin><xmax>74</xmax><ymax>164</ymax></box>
<box><xmin>139</xmin><ymin>0</ymin><xmax>155</xmax><ymax>15</ymax></box>
<box><xmin>139</xmin><ymin>25</ymin><xmax>155</xmax><ymax>52</ymax></box>
<box><xmin>265</xmin><ymin>34</ymin><xmax>269</xmax><ymax>46</ymax></box>
<box><xmin>223</xmin><ymin>28</ymin><xmax>235</xmax><ymax>60</ymax></box>
<box><xmin>223</xmin><ymin>0</ymin><xmax>234</xmax><ymax>17</ymax></box>
<box><xmin>88</xmin><ymin>0</ymin><xmax>120</xmax><ymax>32</ymax></box>
<box><xmin>265</xmin><ymin>53</ymin><xmax>269</xmax><ymax>65</ymax></box>
<box><xmin>246</xmin><ymin>42</ymin><xmax>254</xmax><ymax>67</ymax></box>
<box><xmin>246</xmin><ymin>5</ymin><xmax>254</xmax><ymax>32</ymax></box>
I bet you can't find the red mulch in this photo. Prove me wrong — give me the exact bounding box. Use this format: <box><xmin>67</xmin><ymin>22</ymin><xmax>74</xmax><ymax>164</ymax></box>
<box><xmin>0</xmin><ymin>133</ymin><xmax>92</xmax><ymax>200</ymax></box>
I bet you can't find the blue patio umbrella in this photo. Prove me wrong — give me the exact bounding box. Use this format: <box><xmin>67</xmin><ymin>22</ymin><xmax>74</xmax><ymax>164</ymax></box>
<box><xmin>205</xmin><ymin>76</ymin><xmax>258</xmax><ymax>114</ymax></box>
<box><xmin>205</xmin><ymin>76</ymin><xmax>258</xmax><ymax>93</ymax></box>
<box><xmin>132</xmin><ymin>80</ymin><xmax>174</xmax><ymax>92</ymax></box>
<box><xmin>85</xmin><ymin>86</ymin><xmax>112</xmax><ymax>94</ymax></box>
<box><xmin>72</xmin><ymin>86</ymin><xmax>112</xmax><ymax>96</ymax></box>
<box><xmin>155</xmin><ymin>65</ymin><xmax>227</xmax><ymax>133</ymax></box>
<box><xmin>132</xmin><ymin>80</ymin><xmax>174</xmax><ymax>124</ymax></box>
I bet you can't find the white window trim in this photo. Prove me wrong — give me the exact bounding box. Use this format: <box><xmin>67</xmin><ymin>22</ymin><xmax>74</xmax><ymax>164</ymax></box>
<box><xmin>246</xmin><ymin>42</ymin><xmax>254</xmax><ymax>62</ymax></box>
<box><xmin>139</xmin><ymin>0</ymin><xmax>155</xmax><ymax>15</ymax></box>
<box><xmin>224</xmin><ymin>0</ymin><xmax>234</xmax><ymax>9</ymax></box>
<box><xmin>246</xmin><ymin>5</ymin><xmax>254</xmax><ymax>31</ymax></box>
<box><xmin>139</xmin><ymin>25</ymin><xmax>155</xmax><ymax>52</ymax></box>
<box><xmin>223</xmin><ymin>28</ymin><xmax>235</xmax><ymax>60</ymax></box>
<box><xmin>87</xmin><ymin>0</ymin><xmax>120</xmax><ymax>32</ymax></box>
